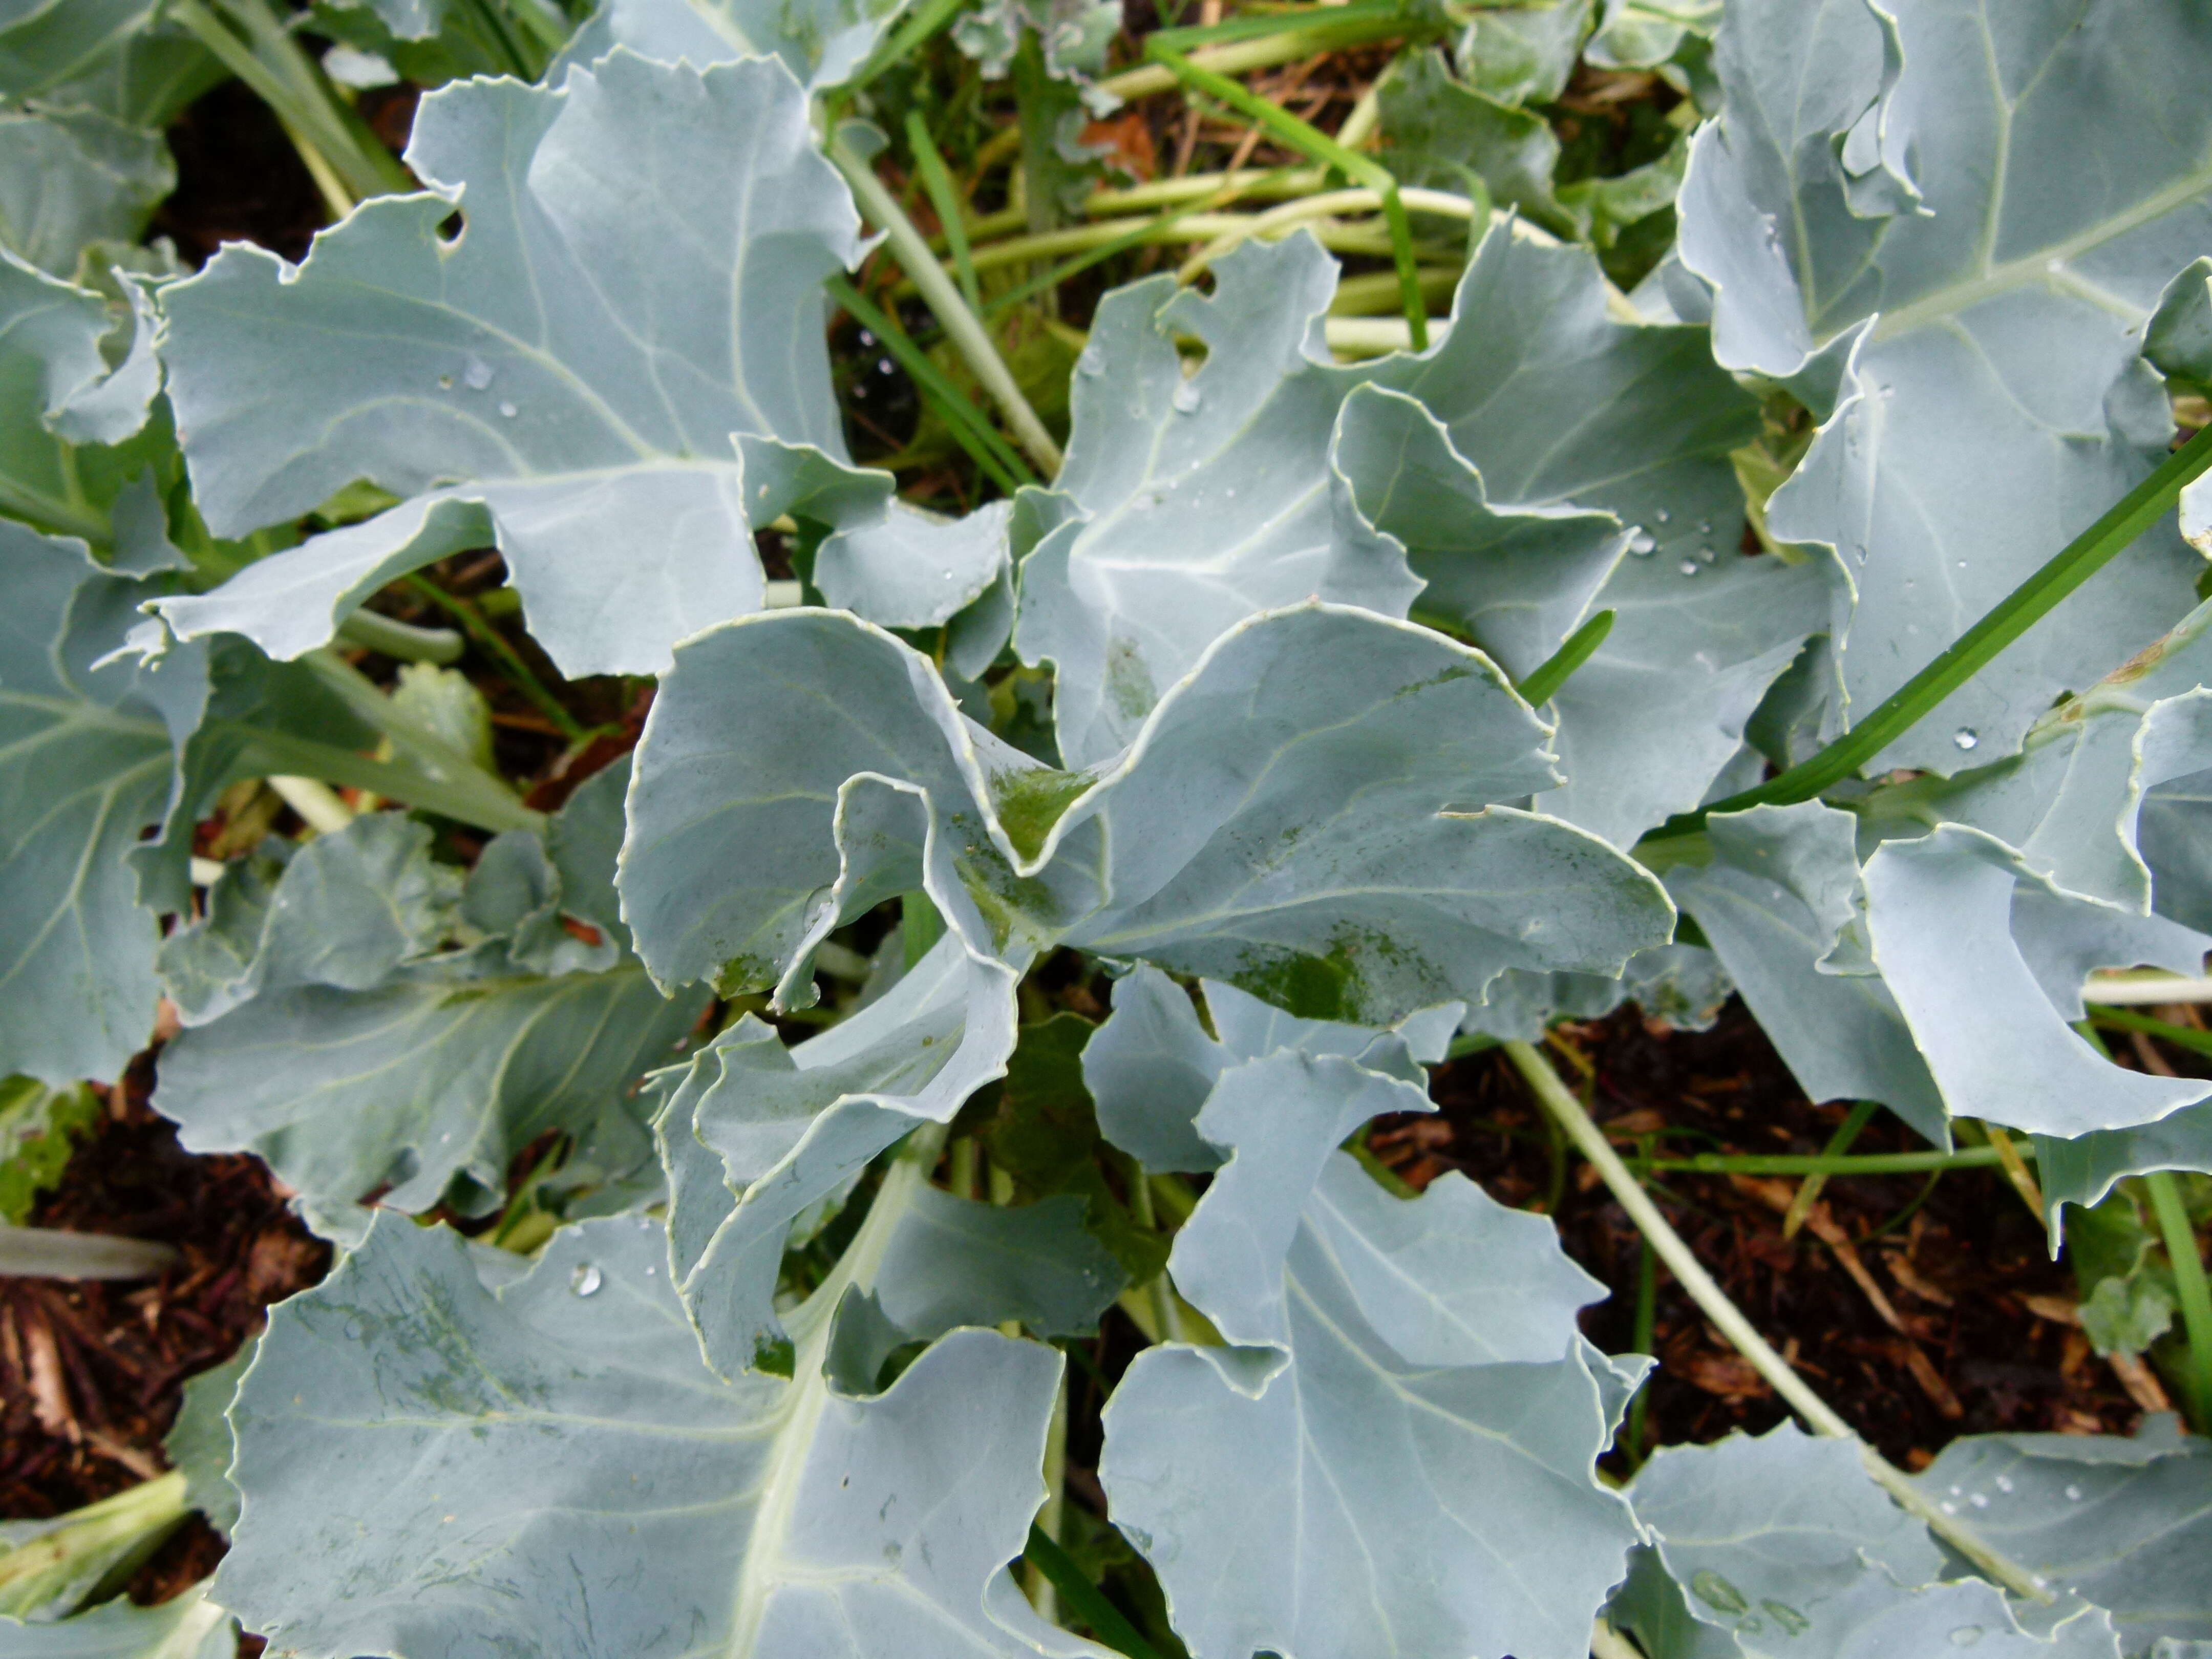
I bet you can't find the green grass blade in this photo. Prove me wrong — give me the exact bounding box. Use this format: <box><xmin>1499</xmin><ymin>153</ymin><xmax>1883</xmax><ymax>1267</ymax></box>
<box><xmin>2145</xmin><ymin>1169</ymin><xmax>2212</xmax><ymax>1433</ymax></box>
<box><xmin>847</xmin><ymin>0</ymin><xmax>968</xmax><ymax>93</ymax></box>
<box><xmin>1515</xmin><ymin>608</ymin><xmax>1613</xmax><ymax>705</ymax></box>
<box><xmin>1782</xmin><ymin>1098</ymin><xmax>1877</xmax><ymax>1239</ymax></box>
<box><xmin>1022</xmin><ymin>1525</ymin><xmax>1165</xmax><ymax>1659</ymax></box>
<box><xmin>906</xmin><ymin>111</ymin><xmax>984</xmax><ymax>316</ymax></box>
<box><xmin>1649</xmin><ymin>421</ymin><xmax>2212</xmax><ymax>841</ymax></box>
<box><xmin>826</xmin><ymin>275</ymin><xmax>1036</xmax><ymax>488</ymax></box>
<box><xmin>1642</xmin><ymin>1146</ymin><xmax>2014</xmax><ymax>1177</ymax></box>
<box><xmin>1148</xmin><ymin>0</ymin><xmax>1410</xmax><ymax>52</ymax></box>
<box><xmin>2088</xmin><ymin>1004</ymin><xmax>2212</xmax><ymax>1059</ymax></box>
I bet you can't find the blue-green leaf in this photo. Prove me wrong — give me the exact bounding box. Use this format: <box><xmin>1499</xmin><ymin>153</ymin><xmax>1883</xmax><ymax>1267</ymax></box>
<box><xmin>0</xmin><ymin>1586</ymin><xmax>232</xmax><ymax>1659</ymax></box>
<box><xmin>154</xmin><ymin>52</ymin><xmax>889</xmax><ymax>677</ymax></box>
<box><xmin>621</xmin><ymin>603</ymin><xmax>1675</xmax><ymax>1028</ymax></box>
<box><xmin>214</xmin><ymin>1211</ymin><xmax>1095</xmax><ymax>1659</ymax></box>
<box><xmin>0</xmin><ymin>521</ymin><xmax>205</xmax><ymax>1084</ymax></box>
<box><xmin>1614</xmin><ymin>1423</ymin><xmax>2123</xmax><ymax>1659</ymax></box>
<box><xmin>654</xmin><ymin>930</ymin><xmax>1020</xmax><ymax>1376</ymax></box>
<box><xmin>557</xmin><ymin>0</ymin><xmax>910</xmax><ymax>91</ymax></box>
<box><xmin>156</xmin><ymin>765</ymin><xmax>708</xmax><ymax>1215</ymax></box>
<box><xmin>1677</xmin><ymin>0</ymin><xmax>2212</xmax><ymax>774</ymax></box>
<box><xmin>1100</xmin><ymin>1048</ymin><xmax>1635</xmax><ymax>1659</ymax></box>
<box><xmin>0</xmin><ymin>105</ymin><xmax>170</xmax><ymax>278</ymax></box>
<box><xmin>1912</xmin><ymin>1416</ymin><xmax>2212</xmax><ymax>1654</ymax></box>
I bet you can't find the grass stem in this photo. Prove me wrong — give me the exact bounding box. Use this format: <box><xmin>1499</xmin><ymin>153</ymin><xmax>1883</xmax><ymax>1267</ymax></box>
<box><xmin>1782</xmin><ymin>1100</ymin><xmax>1877</xmax><ymax>1240</ymax></box>
<box><xmin>2145</xmin><ymin>1169</ymin><xmax>2212</xmax><ymax>1433</ymax></box>
<box><xmin>831</xmin><ymin>132</ymin><xmax>1064</xmax><ymax>478</ymax></box>
<box><xmin>1503</xmin><ymin>1038</ymin><xmax>2051</xmax><ymax>1601</ymax></box>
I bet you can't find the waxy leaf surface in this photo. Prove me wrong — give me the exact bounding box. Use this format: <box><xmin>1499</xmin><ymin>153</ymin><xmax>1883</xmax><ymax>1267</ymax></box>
<box><xmin>155</xmin><ymin>52</ymin><xmax>894</xmax><ymax>676</ymax></box>
<box><xmin>216</xmin><ymin>1213</ymin><xmax>1099</xmax><ymax>1659</ymax></box>
<box><xmin>0</xmin><ymin>105</ymin><xmax>170</xmax><ymax>276</ymax></box>
<box><xmin>0</xmin><ymin>521</ymin><xmax>204</xmax><ymax>1084</ymax></box>
<box><xmin>655</xmin><ymin>930</ymin><xmax>1021</xmax><ymax>1375</ymax></box>
<box><xmin>1099</xmin><ymin>1046</ymin><xmax>1637</xmax><ymax>1659</ymax></box>
<box><xmin>157</xmin><ymin>765</ymin><xmax>708</xmax><ymax>1214</ymax></box>
<box><xmin>558</xmin><ymin>0</ymin><xmax>908</xmax><ymax>91</ymax></box>
<box><xmin>1912</xmin><ymin>1417</ymin><xmax>2212</xmax><ymax>1652</ymax></box>
<box><xmin>1673</xmin><ymin>800</ymin><xmax>2212</xmax><ymax>1152</ymax></box>
<box><xmin>1080</xmin><ymin>961</ymin><xmax>1458</xmax><ymax>1172</ymax></box>
<box><xmin>1016</xmin><ymin>223</ymin><xmax>1792</xmax><ymax>849</ymax></box>
<box><xmin>1613</xmin><ymin>1424</ymin><xmax>2122</xmax><ymax>1659</ymax></box>
<box><xmin>621</xmin><ymin>603</ymin><xmax>1674</xmax><ymax>1028</ymax></box>
<box><xmin>0</xmin><ymin>1588</ymin><xmax>231</xmax><ymax>1659</ymax></box>
<box><xmin>1678</xmin><ymin>0</ymin><xmax>2212</xmax><ymax>772</ymax></box>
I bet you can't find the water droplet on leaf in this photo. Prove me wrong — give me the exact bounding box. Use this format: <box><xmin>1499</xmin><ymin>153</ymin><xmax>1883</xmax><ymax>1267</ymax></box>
<box><xmin>1077</xmin><ymin>347</ymin><xmax>1103</xmax><ymax>376</ymax></box>
<box><xmin>1950</xmin><ymin>1627</ymin><xmax>1984</xmax><ymax>1647</ymax></box>
<box><xmin>1679</xmin><ymin>559</ymin><xmax>1701</xmax><ymax>576</ymax></box>
<box><xmin>464</xmin><ymin>355</ymin><xmax>494</xmax><ymax>390</ymax></box>
<box><xmin>1172</xmin><ymin>381</ymin><xmax>1202</xmax><ymax>414</ymax></box>
<box><xmin>1626</xmin><ymin>527</ymin><xmax>1657</xmax><ymax>554</ymax></box>
<box><xmin>1653</xmin><ymin>507</ymin><xmax>1670</xmax><ymax>524</ymax></box>
<box><xmin>2065</xmin><ymin>1484</ymin><xmax>2082</xmax><ymax>1500</ymax></box>
<box><xmin>498</xmin><ymin>401</ymin><xmax>518</xmax><ymax>418</ymax></box>
<box><xmin>570</xmin><ymin>1263</ymin><xmax>602</xmax><ymax>1297</ymax></box>
<box><xmin>1953</xmin><ymin>728</ymin><xmax>1979</xmax><ymax>751</ymax></box>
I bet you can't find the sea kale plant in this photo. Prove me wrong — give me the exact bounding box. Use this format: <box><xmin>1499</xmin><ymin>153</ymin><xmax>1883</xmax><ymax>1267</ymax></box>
<box><xmin>5</xmin><ymin>0</ymin><xmax>2212</xmax><ymax>1653</ymax></box>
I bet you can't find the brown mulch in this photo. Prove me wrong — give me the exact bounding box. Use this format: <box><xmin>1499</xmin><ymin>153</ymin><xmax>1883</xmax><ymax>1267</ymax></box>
<box><xmin>1369</xmin><ymin>1003</ymin><xmax>2149</xmax><ymax>1473</ymax></box>
<box><xmin>0</xmin><ymin>1051</ymin><xmax>327</xmax><ymax>1605</ymax></box>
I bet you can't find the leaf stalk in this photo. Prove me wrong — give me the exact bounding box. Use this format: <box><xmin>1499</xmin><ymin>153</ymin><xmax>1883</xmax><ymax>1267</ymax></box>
<box><xmin>1642</xmin><ymin>1145</ymin><xmax>2017</xmax><ymax>1177</ymax></box>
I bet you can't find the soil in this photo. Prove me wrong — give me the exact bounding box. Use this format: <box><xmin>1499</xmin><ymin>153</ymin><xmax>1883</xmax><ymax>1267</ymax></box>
<box><xmin>0</xmin><ymin>1055</ymin><xmax>326</xmax><ymax>1607</ymax></box>
<box><xmin>1399</xmin><ymin>1007</ymin><xmax>2151</xmax><ymax>1472</ymax></box>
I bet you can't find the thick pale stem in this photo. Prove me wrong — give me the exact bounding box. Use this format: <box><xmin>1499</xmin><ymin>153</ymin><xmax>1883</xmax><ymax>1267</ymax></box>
<box><xmin>2087</xmin><ymin>973</ymin><xmax>2212</xmax><ymax>1005</ymax></box>
<box><xmin>0</xmin><ymin>1225</ymin><xmax>178</xmax><ymax>1279</ymax></box>
<box><xmin>945</xmin><ymin>212</ymin><xmax>1414</xmax><ymax>280</ymax></box>
<box><xmin>830</xmin><ymin>134</ymin><xmax>1064</xmax><ymax>479</ymax></box>
<box><xmin>1503</xmin><ymin>1039</ymin><xmax>2052</xmax><ymax>1602</ymax></box>
<box><xmin>0</xmin><ymin>1471</ymin><xmax>189</xmax><ymax>1608</ymax></box>
<box><xmin>1176</xmin><ymin>185</ymin><xmax>1476</xmax><ymax>280</ymax></box>
<box><xmin>1099</xmin><ymin>21</ymin><xmax>1416</xmax><ymax>101</ymax></box>
<box><xmin>267</xmin><ymin>774</ymin><xmax>355</xmax><ymax>835</ymax></box>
